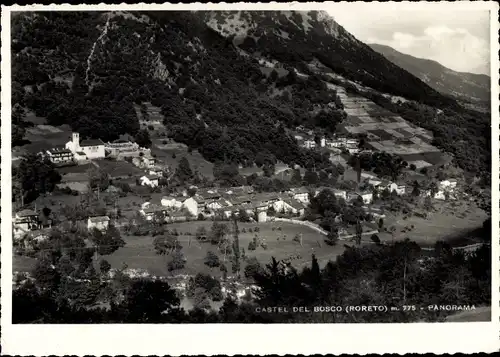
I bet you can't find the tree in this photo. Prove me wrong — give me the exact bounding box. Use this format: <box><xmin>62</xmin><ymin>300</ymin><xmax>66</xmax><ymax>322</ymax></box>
<box><xmin>325</xmin><ymin>227</ymin><xmax>339</xmax><ymax>246</ymax></box>
<box><xmin>411</xmin><ymin>181</ymin><xmax>421</xmax><ymax>197</ymax></box>
<box><xmin>13</xmin><ymin>154</ymin><xmax>62</xmax><ymax>204</ymax></box>
<box><xmin>89</xmin><ymin>225</ymin><xmax>125</xmax><ymax>256</ymax></box>
<box><xmin>209</xmin><ymin>222</ymin><xmax>229</xmax><ymax>245</ymax></box>
<box><xmin>153</xmin><ymin>234</ymin><xmax>181</xmax><ymax>255</ymax></box>
<box><xmin>381</xmin><ymin>188</ymin><xmax>391</xmax><ymax>200</ymax></box>
<box><xmin>175</xmin><ymin>157</ymin><xmax>194</xmax><ymax>183</ymax></box>
<box><xmin>244</xmin><ymin>257</ymin><xmax>264</xmax><ymax>278</ymax></box>
<box><xmin>195</xmin><ymin>226</ymin><xmax>208</xmax><ymax>241</ymax></box>
<box><xmin>134</xmin><ymin>128</ymin><xmax>152</xmax><ymax>148</ymax></box>
<box><xmin>124</xmin><ymin>279</ymin><xmax>180</xmax><ymax>322</ymax></box>
<box><xmin>204</xmin><ymin>251</ymin><xmax>221</xmax><ymax>269</ymax></box>
<box><xmin>303</xmin><ymin>169</ymin><xmax>319</xmax><ymax>186</ymax></box>
<box><xmin>99</xmin><ymin>259</ymin><xmax>111</xmax><ymax>275</ymax></box>
<box><xmin>290</xmin><ymin>169</ymin><xmax>302</xmax><ymax>186</ymax></box>
<box><xmin>231</xmin><ymin>219</ymin><xmax>241</xmax><ymax>277</ymax></box>
<box><xmin>167</xmin><ymin>250</ymin><xmax>186</xmax><ymax>272</ymax></box>
<box><xmin>370</xmin><ymin>234</ymin><xmax>381</xmax><ymax>245</ymax></box>
<box><xmin>355</xmin><ymin>220</ymin><xmax>363</xmax><ymax>245</ymax></box>
<box><xmin>238</xmin><ymin>209</ymin><xmax>250</xmax><ymax>222</ymax></box>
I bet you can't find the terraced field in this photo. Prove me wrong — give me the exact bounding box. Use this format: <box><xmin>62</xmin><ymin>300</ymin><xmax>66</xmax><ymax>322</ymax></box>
<box><xmin>327</xmin><ymin>82</ymin><xmax>448</xmax><ymax>167</ymax></box>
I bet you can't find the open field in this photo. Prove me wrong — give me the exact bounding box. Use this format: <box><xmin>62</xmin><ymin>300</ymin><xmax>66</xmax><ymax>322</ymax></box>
<box><xmin>379</xmin><ymin>200</ymin><xmax>488</xmax><ymax>247</ymax></box>
<box><xmin>325</xmin><ymin>83</ymin><xmax>447</xmax><ymax>163</ymax></box>
<box><xmin>95</xmin><ymin>159</ymin><xmax>145</xmax><ymax>178</ymax></box>
<box><xmin>14</xmin><ymin>122</ymin><xmax>73</xmax><ymax>156</ymax></box>
<box><xmin>152</xmin><ymin>140</ymin><xmax>215</xmax><ymax>179</ymax></box>
<box><xmin>103</xmin><ymin>221</ymin><xmax>346</xmax><ymax>277</ymax></box>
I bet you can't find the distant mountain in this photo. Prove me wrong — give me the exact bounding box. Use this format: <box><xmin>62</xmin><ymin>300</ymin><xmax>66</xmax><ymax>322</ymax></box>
<box><xmin>369</xmin><ymin>43</ymin><xmax>490</xmax><ymax>105</ymax></box>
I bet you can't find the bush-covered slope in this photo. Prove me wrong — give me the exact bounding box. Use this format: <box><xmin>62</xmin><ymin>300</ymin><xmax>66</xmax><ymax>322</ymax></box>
<box><xmin>11</xmin><ymin>11</ymin><xmax>490</xmax><ymax>178</ymax></box>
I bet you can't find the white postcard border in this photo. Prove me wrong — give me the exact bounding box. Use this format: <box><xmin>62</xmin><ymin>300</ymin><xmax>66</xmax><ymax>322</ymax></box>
<box><xmin>1</xmin><ymin>2</ymin><xmax>499</xmax><ymax>355</ymax></box>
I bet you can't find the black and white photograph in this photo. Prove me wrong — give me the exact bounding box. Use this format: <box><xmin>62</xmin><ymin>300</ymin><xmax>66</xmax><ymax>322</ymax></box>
<box><xmin>1</xmin><ymin>1</ymin><xmax>498</xmax><ymax>355</ymax></box>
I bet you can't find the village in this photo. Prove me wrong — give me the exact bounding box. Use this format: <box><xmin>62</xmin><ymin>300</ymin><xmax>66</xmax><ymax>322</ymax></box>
<box><xmin>14</xmin><ymin>127</ymin><xmax>467</xmax><ymax>254</ymax></box>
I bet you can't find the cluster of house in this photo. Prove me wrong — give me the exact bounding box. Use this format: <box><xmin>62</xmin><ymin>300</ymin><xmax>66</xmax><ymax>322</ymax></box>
<box><xmin>138</xmin><ymin>187</ymin><xmax>312</xmax><ymax>224</ymax></box>
<box><xmin>39</xmin><ymin>132</ymin><xmax>152</xmax><ymax>165</ymax></box>
<box><xmin>295</xmin><ymin>132</ymin><xmax>360</xmax><ymax>154</ymax></box>
<box><xmin>12</xmin><ymin>208</ymin><xmax>110</xmax><ymax>241</ymax></box>
<box><xmin>12</xmin><ymin>176</ymin><xmax>458</xmax><ymax>243</ymax></box>
<box><xmin>136</xmin><ymin>179</ymin><xmax>407</xmax><ymax>224</ymax></box>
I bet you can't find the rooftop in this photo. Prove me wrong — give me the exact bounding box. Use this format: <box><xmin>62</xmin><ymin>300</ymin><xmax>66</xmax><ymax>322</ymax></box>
<box><xmin>16</xmin><ymin>209</ymin><xmax>38</xmax><ymax>217</ymax></box>
<box><xmin>48</xmin><ymin>148</ymin><xmax>72</xmax><ymax>155</ymax></box>
<box><xmin>88</xmin><ymin>216</ymin><xmax>110</xmax><ymax>223</ymax></box>
<box><xmin>283</xmin><ymin>198</ymin><xmax>306</xmax><ymax>210</ymax></box>
<box><xmin>80</xmin><ymin>139</ymin><xmax>105</xmax><ymax>147</ymax></box>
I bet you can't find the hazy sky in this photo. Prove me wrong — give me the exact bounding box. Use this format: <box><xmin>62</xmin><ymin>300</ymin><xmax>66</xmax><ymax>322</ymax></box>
<box><xmin>327</xmin><ymin>5</ymin><xmax>491</xmax><ymax>75</ymax></box>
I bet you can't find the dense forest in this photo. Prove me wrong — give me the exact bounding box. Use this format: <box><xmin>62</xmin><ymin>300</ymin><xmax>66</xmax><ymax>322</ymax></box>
<box><xmin>11</xmin><ymin>11</ymin><xmax>489</xmax><ymax>177</ymax></box>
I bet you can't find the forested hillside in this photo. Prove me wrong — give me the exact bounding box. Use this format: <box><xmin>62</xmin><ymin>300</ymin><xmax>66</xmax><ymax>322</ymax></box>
<box><xmin>11</xmin><ymin>11</ymin><xmax>491</xmax><ymax>179</ymax></box>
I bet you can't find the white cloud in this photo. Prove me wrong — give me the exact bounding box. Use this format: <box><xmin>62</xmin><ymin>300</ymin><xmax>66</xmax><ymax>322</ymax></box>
<box><xmin>369</xmin><ymin>25</ymin><xmax>490</xmax><ymax>74</ymax></box>
<box><xmin>326</xmin><ymin>5</ymin><xmax>490</xmax><ymax>74</ymax></box>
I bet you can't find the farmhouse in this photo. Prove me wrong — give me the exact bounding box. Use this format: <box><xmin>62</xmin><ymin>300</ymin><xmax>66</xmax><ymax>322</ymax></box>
<box><xmin>182</xmin><ymin>196</ymin><xmax>201</xmax><ymax>217</ymax></box>
<box><xmin>139</xmin><ymin>175</ymin><xmax>159</xmax><ymax>187</ymax></box>
<box><xmin>43</xmin><ymin>148</ymin><xmax>74</xmax><ymax>164</ymax></box>
<box><xmin>274</xmin><ymin>198</ymin><xmax>306</xmax><ymax>216</ymax></box>
<box><xmin>332</xmin><ymin>189</ymin><xmax>347</xmax><ymax>200</ymax></box>
<box><xmin>148</xmin><ymin>167</ymin><xmax>164</xmax><ymax>177</ymax></box>
<box><xmin>105</xmin><ymin>140</ymin><xmax>140</xmax><ymax>156</ymax></box>
<box><xmin>65</xmin><ymin>133</ymin><xmax>105</xmax><ymax>160</ymax></box>
<box><xmin>289</xmin><ymin>187</ymin><xmax>310</xmax><ymax>203</ymax></box>
<box><xmin>140</xmin><ymin>205</ymin><xmax>167</xmax><ymax>221</ymax></box>
<box><xmin>243</xmin><ymin>202</ymin><xmax>268</xmax><ymax>222</ymax></box>
<box><xmin>439</xmin><ymin>179</ymin><xmax>458</xmax><ymax>190</ymax></box>
<box><xmin>87</xmin><ymin>216</ymin><xmax>110</xmax><ymax>231</ymax></box>
<box><xmin>303</xmin><ymin>140</ymin><xmax>316</xmax><ymax>149</ymax></box>
<box><xmin>396</xmin><ymin>184</ymin><xmax>406</xmax><ymax>195</ymax></box>
<box><xmin>161</xmin><ymin>196</ymin><xmax>183</xmax><ymax>209</ymax></box>
<box><xmin>359</xmin><ymin>191</ymin><xmax>373</xmax><ymax>204</ymax></box>
<box><xmin>13</xmin><ymin>209</ymin><xmax>40</xmax><ymax>239</ymax></box>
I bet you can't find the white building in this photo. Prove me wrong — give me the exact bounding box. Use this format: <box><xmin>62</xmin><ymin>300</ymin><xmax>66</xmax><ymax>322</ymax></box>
<box><xmin>139</xmin><ymin>175</ymin><xmax>159</xmax><ymax>187</ymax></box>
<box><xmin>182</xmin><ymin>197</ymin><xmax>199</xmax><ymax>217</ymax></box>
<box><xmin>43</xmin><ymin>148</ymin><xmax>74</xmax><ymax>164</ymax></box>
<box><xmin>161</xmin><ymin>196</ymin><xmax>183</xmax><ymax>209</ymax></box>
<box><xmin>87</xmin><ymin>216</ymin><xmax>110</xmax><ymax>231</ymax></box>
<box><xmin>13</xmin><ymin>209</ymin><xmax>40</xmax><ymax>240</ymax></box>
<box><xmin>105</xmin><ymin>140</ymin><xmax>140</xmax><ymax>156</ymax></box>
<box><xmin>332</xmin><ymin>189</ymin><xmax>347</xmax><ymax>201</ymax></box>
<box><xmin>65</xmin><ymin>133</ymin><xmax>105</xmax><ymax>160</ymax></box>
<box><xmin>439</xmin><ymin>179</ymin><xmax>457</xmax><ymax>190</ymax></box>
<box><xmin>303</xmin><ymin>140</ymin><xmax>316</xmax><ymax>149</ymax></box>
<box><xmin>359</xmin><ymin>191</ymin><xmax>373</xmax><ymax>204</ymax></box>
<box><xmin>290</xmin><ymin>188</ymin><xmax>310</xmax><ymax>203</ymax></box>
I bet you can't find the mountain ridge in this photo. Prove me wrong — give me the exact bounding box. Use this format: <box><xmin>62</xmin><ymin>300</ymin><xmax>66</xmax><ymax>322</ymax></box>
<box><xmin>11</xmin><ymin>10</ymin><xmax>490</xmax><ymax>178</ymax></box>
<box><xmin>369</xmin><ymin>43</ymin><xmax>490</xmax><ymax>106</ymax></box>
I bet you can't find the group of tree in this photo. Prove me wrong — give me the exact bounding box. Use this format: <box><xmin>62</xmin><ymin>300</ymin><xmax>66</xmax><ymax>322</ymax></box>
<box><xmin>348</xmin><ymin>152</ymin><xmax>408</xmax><ymax>181</ymax></box>
<box><xmin>13</xmin><ymin>153</ymin><xmax>62</xmax><ymax>205</ymax></box>
<box><xmin>14</xmin><ymin>235</ymin><xmax>490</xmax><ymax>323</ymax></box>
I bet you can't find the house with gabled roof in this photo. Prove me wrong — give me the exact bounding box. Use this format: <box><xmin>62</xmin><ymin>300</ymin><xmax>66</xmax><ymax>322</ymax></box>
<box><xmin>139</xmin><ymin>175</ymin><xmax>159</xmax><ymax>188</ymax></box>
<box><xmin>87</xmin><ymin>215</ymin><xmax>110</xmax><ymax>231</ymax></box>
<box><xmin>161</xmin><ymin>196</ymin><xmax>183</xmax><ymax>209</ymax></box>
<box><xmin>13</xmin><ymin>209</ymin><xmax>40</xmax><ymax>239</ymax></box>
<box><xmin>44</xmin><ymin>147</ymin><xmax>74</xmax><ymax>164</ymax></box>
